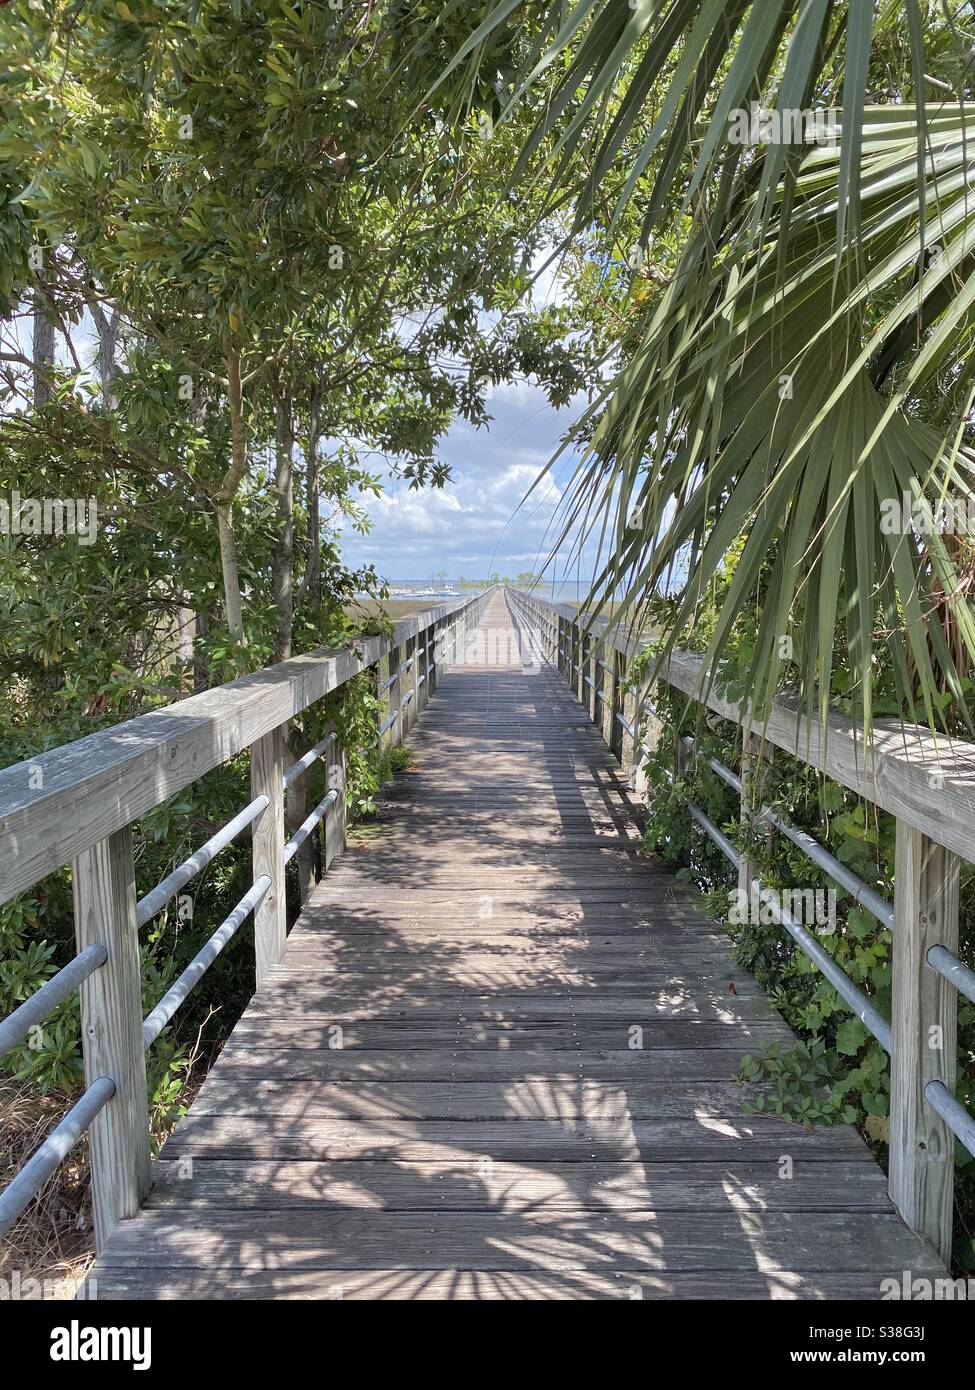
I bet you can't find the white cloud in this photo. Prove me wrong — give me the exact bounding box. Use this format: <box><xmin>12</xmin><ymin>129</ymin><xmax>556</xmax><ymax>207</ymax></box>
<box><xmin>338</xmin><ymin>378</ymin><xmax>587</xmax><ymax>580</ymax></box>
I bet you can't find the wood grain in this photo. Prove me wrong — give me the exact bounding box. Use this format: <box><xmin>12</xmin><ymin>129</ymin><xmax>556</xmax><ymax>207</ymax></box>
<box><xmin>889</xmin><ymin>820</ymin><xmax>960</xmax><ymax>1263</ymax></box>
<box><xmin>249</xmin><ymin>726</ymin><xmax>286</xmax><ymax>987</ymax></box>
<box><xmin>72</xmin><ymin>827</ymin><xmax>150</xmax><ymax>1250</ymax></box>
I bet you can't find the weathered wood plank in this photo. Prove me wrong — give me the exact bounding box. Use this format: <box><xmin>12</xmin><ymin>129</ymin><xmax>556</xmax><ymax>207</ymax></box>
<box><xmin>889</xmin><ymin>820</ymin><xmax>961</xmax><ymax>1264</ymax></box>
<box><xmin>147</xmin><ymin>1158</ymin><xmax>888</xmax><ymax>1211</ymax></box>
<box><xmin>72</xmin><ymin>827</ymin><xmax>150</xmax><ymax>1250</ymax></box>
<box><xmin>187</xmin><ymin>1077</ymin><xmax>847</xmax><ymax>1124</ymax></box>
<box><xmin>87</xmin><ymin>1267</ymin><xmax>900</xmax><ymax>1301</ymax></box>
<box><xmin>223</xmin><ymin>1019</ymin><xmax>790</xmax><ymax>1049</ymax></box>
<box><xmin>208</xmin><ymin>1046</ymin><xmax>759</xmax><ymax>1084</ymax></box>
<box><xmin>159</xmin><ymin>1114</ymin><xmax>870</xmax><ymax>1162</ymax></box>
<box><xmin>241</xmin><ymin>994</ymin><xmax>776</xmax><ymax>1021</ymax></box>
<box><xmin>96</xmin><ymin>1208</ymin><xmax>945</xmax><ymax>1274</ymax></box>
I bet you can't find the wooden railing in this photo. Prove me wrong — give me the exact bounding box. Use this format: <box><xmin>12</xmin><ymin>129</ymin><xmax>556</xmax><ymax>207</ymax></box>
<box><xmin>0</xmin><ymin>586</ymin><xmax>496</xmax><ymax>1250</ymax></box>
<box><xmin>507</xmin><ymin>585</ymin><xmax>975</xmax><ymax>1265</ymax></box>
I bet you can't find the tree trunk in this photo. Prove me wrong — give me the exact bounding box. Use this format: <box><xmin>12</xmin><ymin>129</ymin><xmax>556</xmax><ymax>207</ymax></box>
<box><xmin>176</xmin><ymin>604</ymin><xmax>195</xmax><ymax>690</ymax></box>
<box><xmin>271</xmin><ymin>396</ymin><xmax>295</xmax><ymax>663</ymax></box>
<box><xmin>217</xmin><ymin>342</ymin><xmax>248</xmax><ymax>641</ymax></box>
<box><xmin>32</xmin><ymin>288</ymin><xmax>54</xmax><ymax>406</ymax></box>
<box><xmin>305</xmin><ymin>386</ymin><xmax>323</xmax><ymax>623</ymax></box>
<box><xmin>216</xmin><ymin>502</ymin><xmax>244</xmax><ymax>640</ymax></box>
<box><xmin>91</xmin><ymin>302</ymin><xmax>120</xmax><ymax>403</ymax></box>
<box><xmin>193</xmin><ymin>607</ymin><xmax>210</xmax><ymax>693</ymax></box>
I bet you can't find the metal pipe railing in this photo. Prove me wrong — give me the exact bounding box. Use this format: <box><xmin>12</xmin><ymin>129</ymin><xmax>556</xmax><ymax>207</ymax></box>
<box><xmin>142</xmin><ymin>877</ymin><xmax>272</xmax><ymax>1049</ymax></box>
<box><xmin>0</xmin><ymin>1076</ymin><xmax>115</xmax><ymax>1240</ymax></box>
<box><xmin>136</xmin><ymin>796</ymin><xmax>268</xmax><ymax>927</ymax></box>
<box><xmin>283</xmin><ymin>789</ymin><xmax>339</xmax><ymax>866</ymax></box>
<box><xmin>283</xmin><ymin>731</ymin><xmax>337</xmax><ymax>790</ymax></box>
<box><xmin>0</xmin><ymin>945</ymin><xmax>107</xmax><ymax>1059</ymax></box>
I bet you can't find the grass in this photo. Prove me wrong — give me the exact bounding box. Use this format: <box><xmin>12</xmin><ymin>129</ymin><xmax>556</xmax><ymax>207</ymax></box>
<box><xmin>345</xmin><ymin>598</ymin><xmax>452</xmax><ymax>621</ymax></box>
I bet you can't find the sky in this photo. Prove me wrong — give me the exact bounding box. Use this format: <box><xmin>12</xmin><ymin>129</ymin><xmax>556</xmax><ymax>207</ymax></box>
<box><xmin>337</xmin><ymin>376</ymin><xmax>587</xmax><ymax>584</ymax></box>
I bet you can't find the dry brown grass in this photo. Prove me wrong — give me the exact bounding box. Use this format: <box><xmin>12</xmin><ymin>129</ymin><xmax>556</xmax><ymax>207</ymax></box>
<box><xmin>0</xmin><ymin>1078</ymin><xmax>95</xmax><ymax>1296</ymax></box>
<box><xmin>345</xmin><ymin>597</ymin><xmax>469</xmax><ymax>621</ymax></box>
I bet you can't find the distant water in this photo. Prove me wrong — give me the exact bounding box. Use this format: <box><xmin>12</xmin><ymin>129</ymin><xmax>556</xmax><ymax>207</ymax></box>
<box><xmin>361</xmin><ymin>579</ymin><xmax>599</xmax><ymax>604</ymax></box>
<box><xmin>367</xmin><ymin>582</ymin><xmax>466</xmax><ymax>600</ymax></box>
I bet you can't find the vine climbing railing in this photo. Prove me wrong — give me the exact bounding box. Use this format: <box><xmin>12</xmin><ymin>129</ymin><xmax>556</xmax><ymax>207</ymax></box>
<box><xmin>0</xmin><ymin>586</ymin><xmax>495</xmax><ymax>1251</ymax></box>
<box><xmin>507</xmin><ymin>584</ymin><xmax>975</xmax><ymax>1267</ymax></box>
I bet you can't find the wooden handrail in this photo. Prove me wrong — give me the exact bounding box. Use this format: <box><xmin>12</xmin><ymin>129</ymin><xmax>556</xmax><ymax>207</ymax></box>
<box><xmin>511</xmin><ymin>592</ymin><xmax>975</xmax><ymax>864</ymax></box>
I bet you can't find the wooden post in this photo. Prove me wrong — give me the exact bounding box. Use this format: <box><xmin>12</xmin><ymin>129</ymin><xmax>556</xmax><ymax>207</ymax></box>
<box><xmin>598</xmin><ymin>644</ymin><xmax>612</xmax><ymax>746</ymax></box>
<box><xmin>71</xmin><ymin>826</ymin><xmax>150</xmax><ymax>1251</ymax></box>
<box><xmin>620</xmin><ymin>659</ymin><xmax>638</xmax><ymax>785</ymax></box>
<box><xmin>428</xmin><ymin>620</ymin><xmax>439</xmax><ymax>695</ymax></box>
<box><xmin>581</xmin><ymin>632</ymin><xmax>592</xmax><ymax>717</ymax></box>
<box><xmin>889</xmin><ymin>821</ymin><xmax>961</xmax><ymax>1264</ymax></box>
<box><xmin>632</xmin><ymin>678</ymin><xmax>663</xmax><ymax>802</ymax></box>
<box><xmin>403</xmin><ymin>634</ymin><xmax>418</xmax><ymax>737</ymax></box>
<box><xmin>286</xmin><ymin>768</ymin><xmax>315</xmax><ymax>905</ymax></box>
<box><xmin>416</xmin><ymin>630</ymin><xmax>426</xmax><ymax>714</ymax></box>
<box><xmin>376</xmin><ymin>648</ymin><xmax>390</xmax><ymax>750</ymax></box>
<box><xmin>675</xmin><ymin>725</ymin><xmax>692</xmax><ymax>779</ymax></box>
<box><xmin>737</xmin><ymin>727</ymin><xmax>765</xmax><ymax>911</ymax></box>
<box><xmin>324</xmin><ymin>723</ymin><xmax>346</xmax><ymax>870</ymax></box>
<box><xmin>572</xmin><ymin>620</ymin><xmax>583</xmax><ymax>702</ymax></box>
<box><xmin>610</xmin><ymin>649</ymin><xmax>625</xmax><ymax>764</ymax></box>
<box><xmin>250</xmin><ymin>725</ymin><xmax>286</xmax><ymax>987</ymax></box>
<box><xmin>388</xmin><ymin>641</ymin><xmax>402</xmax><ymax>748</ymax></box>
<box><xmin>286</xmin><ymin>730</ymin><xmax>317</xmax><ymax>905</ymax></box>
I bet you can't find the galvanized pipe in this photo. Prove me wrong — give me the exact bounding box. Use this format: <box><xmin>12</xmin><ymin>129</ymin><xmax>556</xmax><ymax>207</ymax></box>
<box><xmin>0</xmin><ymin>944</ymin><xmax>107</xmax><ymax>1059</ymax></box>
<box><xmin>923</xmin><ymin>1080</ymin><xmax>975</xmax><ymax>1159</ymax></box>
<box><xmin>283</xmin><ymin>789</ymin><xmax>340</xmax><ymax>865</ymax></box>
<box><xmin>142</xmin><ymin>876</ymin><xmax>271</xmax><ymax>1048</ymax></box>
<box><xmin>0</xmin><ymin>1076</ymin><xmax>115</xmax><ymax>1239</ymax></box>
<box><xmin>283</xmin><ymin>732</ymin><xmax>337</xmax><ymax>789</ymax></box>
<box><xmin>136</xmin><ymin>795</ymin><xmax>268</xmax><ymax>927</ymax></box>
<box><xmin>682</xmin><ymin>737</ymin><xmax>894</xmax><ymax>930</ymax></box>
<box><xmin>686</xmin><ymin>800</ymin><xmax>741</xmax><ymax>869</ymax></box>
<box><xmin>927</xmin><ymin>943</ymin><xmax>975</xmax><ymax>1008</ymax></box>
<box><xmin>757</xmin><ymin>885</ymin><xmax>893</xmax><ymax>1053</ymax></box>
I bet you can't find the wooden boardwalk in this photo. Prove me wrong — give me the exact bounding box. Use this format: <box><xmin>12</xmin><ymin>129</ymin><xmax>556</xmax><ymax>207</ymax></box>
<box><xmin>92</xmin><ymin>591</ymin><xmax>943</xmax><ymax>1299</ymax></box>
